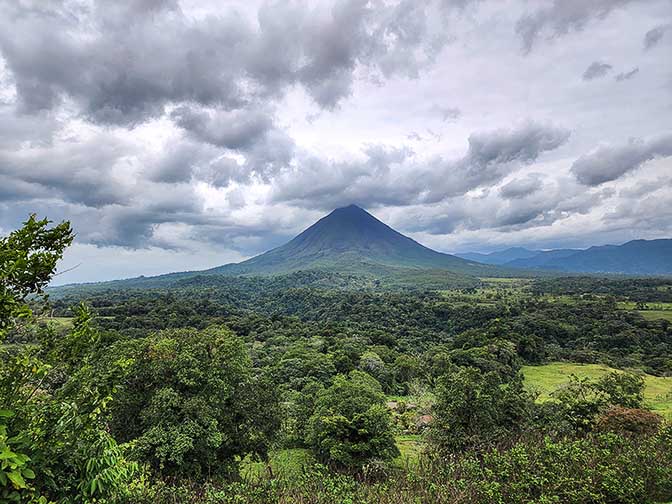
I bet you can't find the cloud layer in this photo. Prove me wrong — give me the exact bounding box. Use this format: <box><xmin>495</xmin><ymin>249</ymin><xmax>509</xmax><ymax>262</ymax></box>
<box><xmin>0</xmin><ymin>0</ymin><xmax>670</xmax><ymax>283</ymax></box>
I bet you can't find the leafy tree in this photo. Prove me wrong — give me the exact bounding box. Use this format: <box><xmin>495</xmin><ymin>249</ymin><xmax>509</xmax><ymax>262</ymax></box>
<box><xmin>0</xmin><ymin>216</ymin><xmax>137</xmax><ymax>503</ymax></box>
<box><xmin>548</xmin><ymin>375</ymin><xmax>605</xmax><ymax>434</ymax></box>
<box><xmin>283</xmin><ymin>379</ymin><xmax>324</xmax><ymax>447</ymax></box>
<box><xmin>307</xmin><ymin>371</ymin><xmax>399</xmax><ymax>471</ymax></box>
<box><xmin>108</xmin><ymin>326</ymin><xmax>279</xmax><ymax>479</ymax></box>
<box><xmin>430</xmin><ymin>366</ymin><xmax>534</xmax><ymax>452</ymax></box>
<box><xmin>0</xmin><ymin>215</ymin><xmax>72</xmax><ymax>339</ymax></box>
<box><xmin>595</xmin><ymin>371</ymin><xmax>644</xmax><ymax>409</ymax></box>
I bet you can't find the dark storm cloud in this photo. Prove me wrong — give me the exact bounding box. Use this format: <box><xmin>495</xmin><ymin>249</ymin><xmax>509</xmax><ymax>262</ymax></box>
<box><xmin>0</xmin><ymin>0</ymin><xmax>454</xmax><ymax>124</ymax></box>
<box><xmin>0</xmin><ymin>134</ymin><xmax>137</xmax><ymax>208</ymax></box>
<box><xmin>615</xmin><ymin>67</ymin><xmax>639</xmax><ymax>81</ymax></box>
<box><xmin>571</xmin><ymin>133</ymin><xmax>672</xmax><ymax>186</ymax></box>
<box><xmin>582</xmin><ymin>61</ymin><xmax>613</xmax><ymax>80</ymax></box>
<box><xmin>644</xmin><ymin>24</ymin><xmax>670</xmax><ymax>50</ymax></box>
<box><xmin>516</xmin><ymin>0</ymin><xmax>640</xmax><ymax>54</ymax></box>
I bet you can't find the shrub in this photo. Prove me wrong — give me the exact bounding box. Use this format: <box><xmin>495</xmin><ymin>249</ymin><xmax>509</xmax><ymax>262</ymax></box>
<box><xmin>596</xmin><ymin>406</ymin><xmax>663</xmax><ymax>436</ymax></box>
<box><xmin>430</xmin><ymin>366</ymin><xmax>534</xmax><ymax>452</ymax></box>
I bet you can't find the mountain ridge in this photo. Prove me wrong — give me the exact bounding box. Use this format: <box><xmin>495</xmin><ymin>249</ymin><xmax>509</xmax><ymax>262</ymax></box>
<box><xmin>460</xmin><ymin>239</ymin><xmax>672</xmax><ymax>275</ymax></box>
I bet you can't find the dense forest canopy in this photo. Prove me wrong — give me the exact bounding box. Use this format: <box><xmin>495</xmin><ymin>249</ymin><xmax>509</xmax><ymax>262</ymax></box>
<box><xmin>2</xmin><ymin>217</ymin><xmax>672</xmax><ymax>503</ymax></box>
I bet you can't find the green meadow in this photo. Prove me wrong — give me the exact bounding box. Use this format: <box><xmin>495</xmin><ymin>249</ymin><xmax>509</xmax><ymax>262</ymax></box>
<box><xmin>523</xmin><ymin>362</ymin><xmax>672</xmax><ymax>418</ymax></box>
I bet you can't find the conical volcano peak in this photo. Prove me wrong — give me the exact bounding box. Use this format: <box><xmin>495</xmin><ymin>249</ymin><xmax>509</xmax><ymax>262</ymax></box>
<box><xmin>228</xmin><ymin>204</ymin><xmax>484</xmax><ymax>274</ymax></box>
<box><xmin>325</xmin><ymin>204</ymin><xmax>372</xmax><ymax>221</ymax></box>
<box><xmin>332</xmin><ymin>204</ymin><xmax>366</xmax><ymax>213</ymax></box>
<box><xmin>198</xmin><ymin>205</ymin><xmax>506</xmax><ymax>277</ymax></box>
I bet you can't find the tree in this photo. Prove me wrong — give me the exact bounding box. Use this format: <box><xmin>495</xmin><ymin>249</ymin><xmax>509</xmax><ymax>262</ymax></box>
<box><xmin>0</xmin><ymin>215</ymin><xmax>72</xmax><ymax>339</ymax></box>
<box><xmin>596</xmin><ymin>372</ymin><xmax>644</xmax><ymax>409</ymax></box>
<box><xmin>307</xmin><ymin>371</ymin><xmax>399</xmax><ymax>471</ymax></box>
<box><xmin>0</xmin><ymin>216</ymin><xmax>137</xmax><ymax>503</ymax></box>
<box><xmin>108</xmin><ymin>326</ymin><xmax>280</xmax><ymax>479</ymax></box>
<box><xmin>430</xmin><ymin>366</ymin><xmax>534</xmax><ymax>452</ymax></box>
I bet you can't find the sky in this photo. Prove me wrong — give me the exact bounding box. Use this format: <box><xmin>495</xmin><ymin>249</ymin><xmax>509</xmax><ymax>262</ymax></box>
<box><xmin>0</xmin><ymin>0</ymin><xmax>671</xmax><ymax>285</ymax></box>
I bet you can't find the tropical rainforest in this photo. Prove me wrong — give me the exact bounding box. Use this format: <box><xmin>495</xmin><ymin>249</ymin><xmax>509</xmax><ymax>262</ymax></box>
<box><xmin>2</xmin><ymin>216</ymin><xmax>672</xmax><ymax>503</ymax></box>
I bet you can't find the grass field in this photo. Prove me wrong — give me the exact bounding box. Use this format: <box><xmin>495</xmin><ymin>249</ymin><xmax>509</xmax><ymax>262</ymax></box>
<box><xmin>240</xmin><ymin>448</ymin><xmax>311</xmax><ymax>481</ymax></box>
<box><xmin>523</xmin><ymin>362</ymin><xmax>672</xmax><ymax>418</ymax></box>
<box><xmin>617</xmin><ymin>301</ymin><xmax>672</xmax><ymax>322</ymax></box>
<box><xmin>639</xmin><ymin>310</ymin><xmax>672</xmax><ymax>322</ymax></box>
<box><xmin>617</xmin><ymin>301</ymin><xmax>672</xmax><ymax>310</ymax></box>
<box><xmin>240</xmin><ymin>434</ymin><xmax>424</xmax><ymax>481</ymax></box>
<box><xmin>43</xmin><ymin>316</ymin><xmax>74</xmax><ymax>328</ymax></box>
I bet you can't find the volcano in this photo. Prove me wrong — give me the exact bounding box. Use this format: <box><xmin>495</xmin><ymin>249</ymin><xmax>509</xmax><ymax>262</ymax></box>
<box><xmin>208</xmin><ymin>205</ymin><xmax>500</xmax><ymax>277</ymax></box>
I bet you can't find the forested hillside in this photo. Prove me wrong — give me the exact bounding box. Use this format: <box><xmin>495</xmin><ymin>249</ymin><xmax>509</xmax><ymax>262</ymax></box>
<box><xmin>3</xmin><ymin>217</ymin><xmax>672</xmax><ymax>503</ymax></box>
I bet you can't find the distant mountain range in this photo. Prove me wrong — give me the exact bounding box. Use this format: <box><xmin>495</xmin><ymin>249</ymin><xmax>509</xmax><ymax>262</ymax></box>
<box><xmin>456</xmin><ymin>247</ymin><xmax>543</xmax><ymax>265</ymax></box>
<box><xmin>457</xmin><ymin>239</ymin><xmax>672</xmax><ymax>275</ymax></box>
<box><xmin>51</xmin><ymin>206</ymin><xmax>672</xmax><ymax>294</ymax></box>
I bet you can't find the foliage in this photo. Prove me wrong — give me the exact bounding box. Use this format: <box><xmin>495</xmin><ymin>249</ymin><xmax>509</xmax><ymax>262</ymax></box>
<box><xmin>430</xmin><ymin>364</ymin><xmax>534</xmax><ymax>452</ymax></box>
<box><xmin>122</xmin><ymin>429</ymin><xmax>672</xmax><ymax>504</ymax></box>
<box><xmin>4</xmin><ymin>216</ymin><xmax>672</xmax><ymax>501</ymax></box>
<box><xmin>595</xmin><ymin>371</ymin><xmax>644</xmax><ymax>409</ymax></box>
<box><xmin>0</xmin><ymin>215</ymin><xmax>73</xmax><ymax>340</ymax></box>
<box><xmin>108</xmin><ymin>326</ymin><xmax>280</xmax><ymax>479</ymax></box>
<box><xmin>307</xmin><ymin>371</ymin><xmax>399</xmax><ymax>470</ymax></box>
<box><xmin>596</xmin><ymin>406</ymin><xmax>663</xmax><ymax>436</ymax></box>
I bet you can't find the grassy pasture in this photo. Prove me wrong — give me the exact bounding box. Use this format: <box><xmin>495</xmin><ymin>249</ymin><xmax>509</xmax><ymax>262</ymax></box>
<box><xmin>639</xmin><ymin>310</ymin><xmax>672</xmax><ymax>322</ymax></box>
<box><xmin>240</xmin><ymin>434</ymin><xmax>424</xmax><ymax>482</ymax></box>
<box><xmin>523</xmin><ymin>362</ymin><xmax>672</xmax><ymax>418</ymax></box>
<box><xmin>617</xmin><ymin>301</ymin><xmax>672</xmax><ymax>321</ymax></box>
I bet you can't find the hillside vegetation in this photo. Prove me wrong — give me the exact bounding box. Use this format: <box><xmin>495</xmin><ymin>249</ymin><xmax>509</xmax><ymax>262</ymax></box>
<box><xmin>3</xmin><ymin>217</ymin><xmax>672</xmax><ymax>503</ymax></box>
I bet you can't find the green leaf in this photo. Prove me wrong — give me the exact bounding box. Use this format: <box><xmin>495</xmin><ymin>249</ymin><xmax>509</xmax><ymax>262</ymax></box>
<box><xmin>7</xmin><ymin>470</ymin><xmax>26</xmax><ymax>489</ymax></box>
<box><xmin>21</xmin><ymin>468</ymin><xmax>35</xmax><ymax>479</ymax></box>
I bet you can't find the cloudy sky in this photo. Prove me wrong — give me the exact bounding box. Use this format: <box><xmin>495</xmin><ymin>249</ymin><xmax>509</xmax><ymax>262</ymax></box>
<box><xmin>1</xmin><ymin>0</ymin><xmax>671</xmax><ymax>284</ymax></box>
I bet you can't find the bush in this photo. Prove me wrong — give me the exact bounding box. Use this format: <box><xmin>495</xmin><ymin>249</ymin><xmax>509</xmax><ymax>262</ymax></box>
<box><xmin>596</xmin><ymin>406</ymin><xmax>663</xmax><ymax>436</ymax></box>
<box><xmin>430</xmin><ymin>366</ymin><xmax>534</xmax><ymax>452</ymax></box>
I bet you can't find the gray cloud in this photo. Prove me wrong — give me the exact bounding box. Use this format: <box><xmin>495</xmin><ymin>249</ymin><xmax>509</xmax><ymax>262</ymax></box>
<box><xmin>465</xmin><ymin>122</ymin><xmax>570</xmax><ymax>166</ymax></box>
<box><xmin>499</xmin><ymin>174</ymin><xmax>543</xmax><ymax>199</ymax></box>
<box><xmin>615</xmin><ymin>67</ymin><xmax>639</xmax><ymax>81</ymax></box>
<box><xmin>571</xmin><ymin>133</ymin><xmax>672</xmax><ymax>186</ymax></box>
<box><xmin>434</xmin><ymin>106</ymin><xmax>462</xmax><ymax>122</ymax></box>
<box><xmin>0</xmin><ymin>133</ymin><xmax>137</xmax><ymax>208</ymax></box>
<box><xmin>0</xmin><ymin>0</ymin><xmax>456</xmax><ymax>124</ymax></box>
<box><xmin>583</xmin><ymin>61</ymin><xmax>613</xmax><ymax>80</ymax></box>
<box><xmin>171</xmin><ymin>106</ymin><xmax>274</xmax><ymax>150</ymax></box>
<box><xmin>272</xmin><ymin>121</ymin><xmax>571</xmax><ymax>209</ymax></box>
<box><xmin>516</xmin><ymin>0</ymin><xmax>640</xmax><ymax>54</ymax></box>
<box><xmin>644</xmin><ymin>24</ymin><xmax>670</xmax><ymax>50</ymax></box>
<box><xmin>391</xmin><ymin>177</ymin><xmax>611</xmax><ymax>236</ymax></box>
<box><xmin>0</xmin><ymin>0</ymin><xmax>670</xmax><ymax>282</ymax></box>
